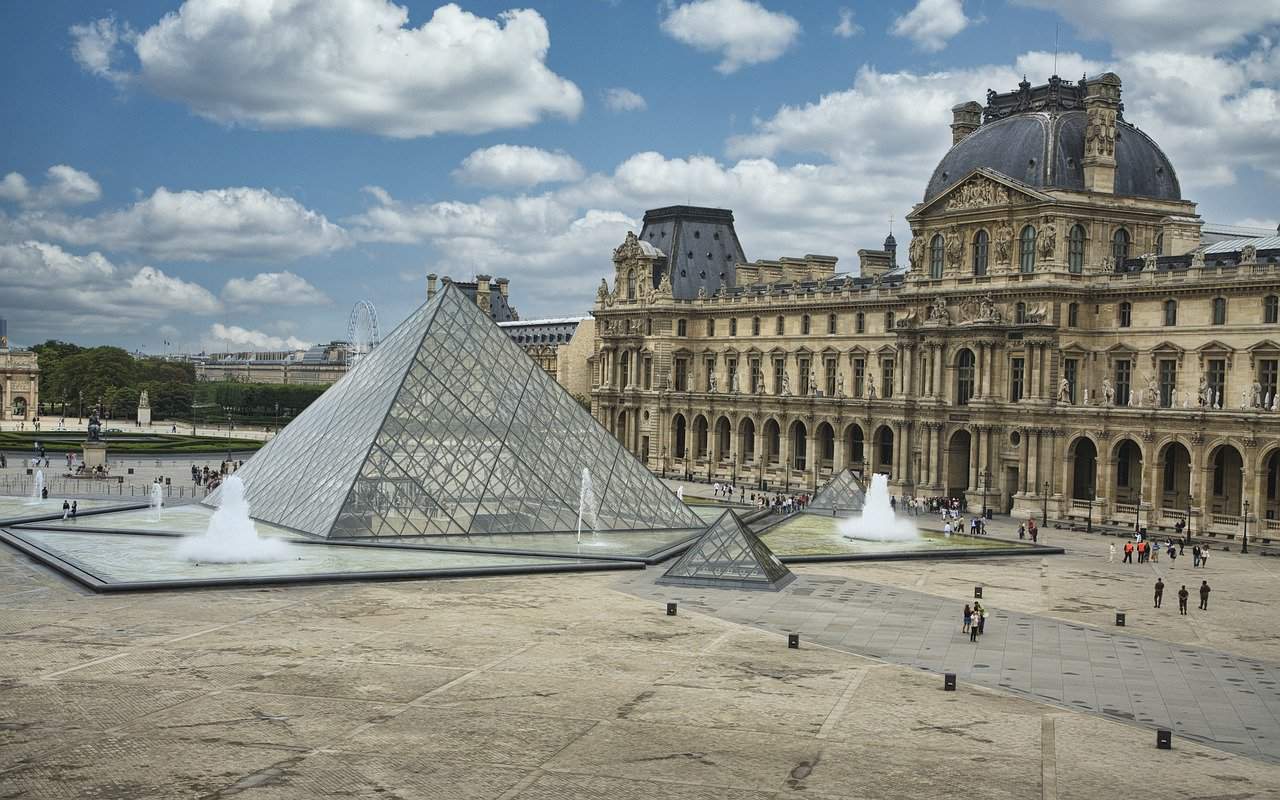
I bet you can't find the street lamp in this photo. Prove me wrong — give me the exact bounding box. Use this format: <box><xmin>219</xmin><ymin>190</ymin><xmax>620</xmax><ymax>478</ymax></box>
<box><xmin>1243</xmin><ymin>499</ymin><xmax>1250</xmax><ymax>554</ymax></box>
<box><xmin>1086</xmin><ymin>482</ymin><xmax>1095</xmax><ymax>533</ymax></box>
<box><xmin>1042</xmin><ymin>480</ymin><xmax>1050</xmax><ymax>528</ymax></box>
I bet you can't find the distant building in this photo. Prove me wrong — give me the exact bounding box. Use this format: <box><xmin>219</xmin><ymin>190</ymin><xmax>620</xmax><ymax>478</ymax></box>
<box><xmin>426</xmin><ymin>274</ymin><xmax>518</xmax><ymax>321</ymax></box>
<box><xmin>0</xmin><ymin>319</ymin><xmax>39</xmax><ymax>421</ymax></box>
<box><xmin>499</xmin><ymin>317</ymin><xmax>595</xmax><ymax>399</ymax></box>
<box><xmin>195</xmin><ymin>341</ymin><xmax>350</xmax><ymax>385</ymax></box>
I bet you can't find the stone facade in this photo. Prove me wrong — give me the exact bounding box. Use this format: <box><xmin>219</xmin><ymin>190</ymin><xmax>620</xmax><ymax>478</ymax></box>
<box><xmin>590</xmin><ymin>74</ymin><xmax>1280</xmax><ymax>537</ymax></box>
<box><xmin>500</xmin><ymin>317</ymin><xmax>596</xmax><ymax>401</ymax></box>
<box><xmin>0</xmin><ymin>320</ymin><xmax>39</xmax><ymax>422</ymax></box>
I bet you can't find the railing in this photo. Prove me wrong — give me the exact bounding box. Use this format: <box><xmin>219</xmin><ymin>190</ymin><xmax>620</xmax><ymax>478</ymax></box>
<box><xmin>1264</xmin><ymin>518</ymin><xmax>1280</xmax><ymax>534</ymax></box>
<box><xmin>1070</xmin><ymin>499</ymin><xmax>1092</xmax><ymax>512</ymax></box>
<box><xmin>0</xmin><ymin>474</ymin><xmax>205</xmax><ymax>499</ymax></box>
<box><xmin>1211</xmin><ymin>513</ymin><xmax>1241</xmax><ymax>528</ymax></box>
<box><xmin>1160</xmin><ymin>508</ymin><xmax>1188</xmax><ymax>523</ymax></box>
<box><xmin>1114</xmin><ymin>502</ymin><xmax>1138</xmax><ymax>516</ymax></box>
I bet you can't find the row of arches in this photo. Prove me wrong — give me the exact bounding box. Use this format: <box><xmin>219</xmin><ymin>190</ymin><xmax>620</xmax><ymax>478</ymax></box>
<box><xmin>928</xmin><ymin>225</ymin><xmax>1137</xmax><ymax>278</ymax></box>
<box><xmin>668</xmin><ymin>413</ymin><xmax>895</xmax><ymax>474</ymax></box>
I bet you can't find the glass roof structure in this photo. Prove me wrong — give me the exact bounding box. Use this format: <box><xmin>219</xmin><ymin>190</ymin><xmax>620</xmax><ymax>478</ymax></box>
<box><xmin>658</xmin><ymin>510</ymin><xmax>794</xmax><ymax>591</ymax></box>
<box><xmin>206</xmin><ymin>284</ymin><xmax>703</xmax><ymax>539</ymax></box>
<box><xmin>806</xmin><ymin>469</ymin><xmax>866</xmax><ymax>516</ymax></box>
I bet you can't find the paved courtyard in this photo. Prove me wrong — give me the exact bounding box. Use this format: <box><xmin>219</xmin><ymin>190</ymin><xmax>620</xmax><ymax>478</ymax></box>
<box><xmin>3</xmin><ymin>520</ymin><xmax>1280</xmax><ymax>798</ymax></box>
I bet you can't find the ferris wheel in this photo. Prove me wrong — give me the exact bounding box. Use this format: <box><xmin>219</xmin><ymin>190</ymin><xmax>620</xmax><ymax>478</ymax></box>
<box><xmin>347</xmin><ymin>300</ymin><xmax>380</xmax><ymax>365</ymax></box>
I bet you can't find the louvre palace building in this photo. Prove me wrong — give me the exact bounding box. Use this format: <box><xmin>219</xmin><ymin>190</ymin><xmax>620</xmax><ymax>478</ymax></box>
<box><xmin>589</xmin><ymin>73</ymin><xmax>1280</xmax><ymax>536</ymax></box>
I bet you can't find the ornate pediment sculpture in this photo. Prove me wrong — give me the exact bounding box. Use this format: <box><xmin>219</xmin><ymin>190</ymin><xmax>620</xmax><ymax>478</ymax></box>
<box><xmin>944</xmin><ymin>175</ymin><xmax>1012</xmax><ymax>211</ymax></box>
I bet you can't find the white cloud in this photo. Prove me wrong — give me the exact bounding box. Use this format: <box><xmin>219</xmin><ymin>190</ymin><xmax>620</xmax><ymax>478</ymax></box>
<box><xmin>71</xmin><ymin>0</ymin><xmax>582</xmax><ymax>138</ymax></box>
<box><xmin>222</xmin><ymin>271</ymin><xmax>331</xmax><ymax>306</ymax></box>
<box><xmin>453</xmin><ymin>145</ymin><xmax>585</xmax><ymax>188</ymax></box>
<box><xmin>0</xmin><ymin>240</ymin><xmax>220</xmax><ymax>338</ymax></box>
<box><xmin>210</xmin><ymin>323</ymin><xmax>309</xmax><ymax>352</ymax></box>
<box><xmin>891</xmin><ymin>0</ymin><xmax>970</xmax><ymax>53</ymax></box>
<box><xmin>833</xmin><ymin>7</ymin><xmax>861</xmax><ymax>38</ymax></box>
<box><xmin>0</xmin><ymin>173</ymin><xmax>29</xmax><ymax>203</ymax></box>
<box><xmin>603</xmin><ymin>88</ymin><xmax>648</xmax><ymax>112</ymax></box>
<box><xmin>660</xmin><ymin>0</ymin><xmax>801</xmax><ymax>74</ymax></box>
<box><xmin>1013</xmin><ymin>0</ymin><xmax>1280</xmax><ymax>52</ymax></box>
<box><xmin>11</xmin><ymin>186</ymin><xmax>349</xmax><ymax>261</ymax></box>
<box><xmin>0</xmin><ymin>165</ymin><xmax>102</xmax><ymax>208</ymax></box>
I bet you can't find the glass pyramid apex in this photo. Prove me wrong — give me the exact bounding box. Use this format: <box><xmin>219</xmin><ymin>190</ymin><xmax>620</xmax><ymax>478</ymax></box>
<box><xmin>658</xmin><ymin>509</ymin><xmax>794</xmax><ymax>591</ymax></box>
<box><xmin>205</xmin><ymin>284</ymin><xmax>703</xmax><ymax>539</ymax></box>
<box><xmin>806</xmin><ymin>469</ymin><xmax>865</xmax><ymax>516</ymax></box>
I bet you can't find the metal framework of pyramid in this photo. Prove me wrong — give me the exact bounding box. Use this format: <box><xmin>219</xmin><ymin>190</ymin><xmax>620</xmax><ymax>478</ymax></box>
<box><xmin>657</xmin><ymin>510</ymin><xmax>794</xmax><ymax>591</ymax></box>
<box><xmin>205</xmin><ymin>284</ymin><xmax>704</xmax><ymax>539</ymax></box>
<box><xmin>806</xmin><ymin>469</ymin><xmax>865</xmax><ymax>516</ymax></box>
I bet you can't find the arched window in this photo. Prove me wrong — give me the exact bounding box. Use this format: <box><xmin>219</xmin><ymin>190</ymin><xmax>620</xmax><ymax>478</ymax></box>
<box><xmin>1212</xmin><ymin>297</ymin><xmax>1227</xmax><ymax>325</ymax></box>
<box><xmin>1155</xmin><ymin>232</ymin><xmax>1164</xmax><ymax>256</ymax></box>
<box><xmin>972</xmin><ymin>230</ymin><xmax>989</xmax><ymax>276</ymax></box>
<box><xmin>929</xmin><ymin>234</ymin><xmax>944</xmax><ymax>279</ymax></box>
<box><xmin>1118</xmin><ymin>302</ymin><xmax>1132</xmax><ymax>328</ymax></box>
<box><xmin>801</xmin><ymin>314</ymin><xmax>811</xmax><ymax>335</ymax></box>
<box><xmin>751</xmin><ymin>316</ymin><xmax>760</xmax><ymax>336</ymax></box>
<box><xmin>1164</xmin><ymin>299</ymin><xmax>1177</xmax><ymax>327</ymax></box>
<box><xmin>775</xmin><ymin>315</ymin><xmax>784</xmax><ymax>335</ymax></box>
<box><xmin>619</xmin><ymin>351</ymin><xmax>630</xmax><ymax>388</ymax></box>
<box><xmin>1019</xmin><ymin>225</ymin><xmax>1037</xmax><ymax>273</ymax></box>
<box><xmin>1264</xmin><ymin>295</ymin><xmax>1279</xmax><ymax>324</ymax></box>
<box><xmin>856</xmin><ymin>312</ymin><xmax>865</xmax><ymax>334</ymax></box>
<box><xmin>827</xmin><ymin>313</ymin><xmax>837</xmax><ymax>334</ymax></box>
<box><xmin>956</xmin><ymin>349</ymin><xmax>975</xmax><ymax>405</ymax></box>
<box><xmin>626</xmin><ymin>269</ymin><xmax>636</xmax><ymax>300</ymax></box>
<box><xmin>673</xmin><ymin>415</ymin><xmax>687</xmax><ymax>458</ymax></box>
<box><xmin>1068</xmin><ymin>224</ymin><xmax>1085</xmax><ymax>273</ymax></box>
<box><xmin>1112</xmin><ymin>228</ymin><xmax>1130</xmax><ymax>265</ymax></box>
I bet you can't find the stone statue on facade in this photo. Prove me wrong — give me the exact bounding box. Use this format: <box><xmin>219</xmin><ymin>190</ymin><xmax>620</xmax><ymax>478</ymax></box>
<box><xmin>1143</xmin><ymin>252</ymin><xmax>1158</xmax><ymax>272</ymax></box>
<box><xmin>1101</xmin><ymin>378</ymin><xmax>1115</xmax><ymax>406</ymax></box>
<box><xmin>908</xmin><ymin>234</ymin><xmax>924</xmax><ymax>271</ymax></box>
<box><xmin>945</xmin><ymin>226</ymin><xmax>963</xmax><ymax>266</ymax></box>
<box><xmin>1242</xmin><ymin>244</ymin><xmax>1258</xmax><ymax>264</ymax></box>
<box><xmin>1198</xmin><ymin>376</ymin><xmax>1211</xmax><ymax>407</ymax></box>
<box><xmin>656</xmin><ymin>269</ymin><xmax>673</xmax><ymax>297</ymax></box>
<box><xmin>708</xmin><ymin>373</ymin><xmax>718</xmax><ymax>393</ymax></box>
<box><xmin>994</xmin><ymin>223</ymin><xmax>1012</xmax><ymax>263</ymax></box>
<box><xmin>927</xmin><ymin>300</ymin><xmax>950</xmax><ymax>324</ymax></box>
<box><xmin>978</xmin><ymin>293</ymin><xmax>1001</xmax><ymax>323</ymax></box>
<box><xmin>1251</xmin><ymin>381</ymin><xmax>1262</xmax><ymax>409</ymax></box>
<box><xmin>780</xmin><ymin>374</ymin><xmax>791</xmax><ymax>397</ymax></box>
<box><xmin>596</xmin><ymin>278</ymin><xmax>609</xmax><ymax>305</ymax></box>
<box><xmin>730</xmin><ymin>372</ymin><xmax>740</xmax><ymax>394</ymax></box>
<box><xmin>866</xmin><ymin>381</ymin><xmax>877</xmax><ymax>400</ymax></box>
<box><xmin>808</xmin><ymin>375</ymin><xmax>819</xmax><ymax>397</ymax></box>
<box><xmin>1038</xmin><ymin>219</ymin><xmax>1057</xmax><ymax>258</ymax></box>
<box><xmin>1057</xmin><ymin>377</ymin><xmax>1071</xmax><ymax>403</ymax></box>
<box><xmin>1191</xmin><ymin>249</ymin><xmax>1205</xmax><ymax>269</ymax></box>
<box><xmin>836</xmin><ymin>373</ymin><xmax>845</xmax><ymax>398</ymax></box>
<box><xmin>1099</xmin><ymin>255</ymin><xmax>1114</xmax><ymax>273</ymax></box>
<box><xmin>1272</xmin><ymin>392</ymin><xmax>1279</xmax><ymax>412</ymax></box>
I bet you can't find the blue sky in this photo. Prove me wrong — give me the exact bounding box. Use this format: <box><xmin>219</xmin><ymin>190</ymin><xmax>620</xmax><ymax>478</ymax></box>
<box><xmin>1</xmin><ymin>0</ymin><xmax>1277</xmax><ymax>352</ymax></box>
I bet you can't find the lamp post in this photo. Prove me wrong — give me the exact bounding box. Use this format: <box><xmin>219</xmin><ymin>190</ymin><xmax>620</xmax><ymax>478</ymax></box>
<box><xmin>980</xmin><ymin>468</ymin><xmax>990</xmax><ymax>519</ymax></box>
<box><xmin>1086</xmin><ymin>482</ymin><xmax>1094</xmax><ymax>533</ymax></box>
<box><xmin>1243</xmin><ymin>499</ymin><xmax>1250</xmax><ymax>554</ymax></box>
<box><xmin>1043</xmin><ymin>480</ymin><xmax>1050</xmax><ymax>527</ymax></box>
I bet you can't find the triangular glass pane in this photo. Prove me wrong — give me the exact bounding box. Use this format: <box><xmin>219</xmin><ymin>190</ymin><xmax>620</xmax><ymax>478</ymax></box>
<box><xmin>658</xmin><ymin>510</ymin><xmax>794</xmax><ymax>591</ymax></box>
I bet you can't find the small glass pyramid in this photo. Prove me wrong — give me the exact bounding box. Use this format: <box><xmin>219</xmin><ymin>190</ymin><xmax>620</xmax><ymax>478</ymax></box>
<box><xmin>658</xmin><ymin>510</ymin><xmax>794</xmax><ymax>591</ymax></box>
<box><xmin>205</xmin><ymin>284</ymin><xmax>703</xmax><ymax>539</ymax></box>
<box><xmin>806</xmin><ymin>469</ymin><xmax>865</xmax><ymax>516</ymax></box>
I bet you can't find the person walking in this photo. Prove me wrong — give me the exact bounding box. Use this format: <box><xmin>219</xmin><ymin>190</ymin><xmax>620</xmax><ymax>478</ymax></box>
<box><xmin>1192</xmin><ymin>544</ymin><xmax>1201</xmax><ymax>567</ymax></box>
<box><xmin>1168</xmin><ymin>544</ymin><xmax>1177</xmax><ymax>567</ymax></box>
<box><xmin>1178</xmin><ymin>585</ymin><xmax>1189</xmax><ymax>615</ymax></box>
<box><xmin>1154</xmin><ymin>578</ymin><xmax>1164</xmax><ymax>608</ymax></box>
<box><xmin>1200</xmin><ymin>549</ymin><xmax>1210</xmax><ymax>569</ymax></box>
<box><xmin>970</xmin><ymin>614</ymin><xmax>979</xmax><ymax>642</ymax></box>
<box><xmin>1199</xmin><ymin>580</ymin><xmax>1211</xmax><ymax>610</ymax></box>
<box><xmin>1108</xmin><ymin>542</ymin><xmax>1116</xmax><ymax>563</ymax></box>
<box><xmin>1123</xmin><ymin>541</ymin><xmax>1134</xmax><ymax>563</ymax></box>
<box><xmin>977</xmin><ymin>605</ymin><xmax>988</xmax><ymax>635</ymax></box>
<box><xmin>61</xmin><ymin>500</ymin><xmax>70</xmax><ymax>520</ymax></box>
<box><xmin>963</xmin><ymin>604</ymin><xmax>972</xmax><ymax>634</ymax></box>
<box><xmin>70</xmin><ymin>500</ymin><xmax>77</xmax><ymax>518</ymax></box>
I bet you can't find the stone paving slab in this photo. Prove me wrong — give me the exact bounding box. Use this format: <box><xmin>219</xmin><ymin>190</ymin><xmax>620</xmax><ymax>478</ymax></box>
<box><xmin>619</xmin><ymin>569</ymin><xmax>1280</xmax><ymax>764</ymax></box>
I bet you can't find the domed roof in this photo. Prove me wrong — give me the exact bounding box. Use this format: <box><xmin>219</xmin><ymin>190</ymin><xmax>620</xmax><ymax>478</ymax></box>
<box><xmin>924</xmin><ymin>110</ymin><xmax>1181</xmax><ymax>203</ymax></box>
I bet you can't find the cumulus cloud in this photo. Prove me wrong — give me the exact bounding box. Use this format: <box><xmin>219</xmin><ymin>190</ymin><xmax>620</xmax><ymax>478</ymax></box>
<box><xmin>453</xmin><ymin>145</ymin><xmax>585</xmax><ymax>188</ymax></box>
<box><xmin>210</xmin><ymin>323</ymin><xmax>309</xmax><ymax>351</ymax></box>
<box><xmin>603</xmin><ymin>88</ymin><xmax>647</xmax><ymax>112</ymax></box>
<box><xmin>222</xmin><ymin>271</ymin><xmax>330</xmax><ymax>306</ymax></box>
<box><xmin>833</xmin><ymin>7</ymin><xmax>861</xmax><ymax>38</ymax></box>
<box><xmin>70</xmin><ymin>0</ymin><xmax>582</xmax><ymax>138</ymax></box>
<box><xmin>0</xmin><ymin>165</ymin><xmax>102</xmax><ymax>207</ymax></box>
<box><xmin>660</xmin><ymin>0</ymin><xmax>801</xmax><ymax>74</ymax></box>
<box><xmin>891</xmin><ymin>0</ymin><xmax>970</xmax><ymax>52</ymax></box>
<box><xmin>1013</xmin><ymin>0</ymin><xmax>1280</xmax><ymax>52</ymax></box>
<box><xmin>0</xmin><ymin>240</ymin><xmax>221</xmax><ymax>338</ymax></box>
<box><xmin>10</xmin><ymin>186</ymin><xmax>349</xmax><ymax>261</ymax></box>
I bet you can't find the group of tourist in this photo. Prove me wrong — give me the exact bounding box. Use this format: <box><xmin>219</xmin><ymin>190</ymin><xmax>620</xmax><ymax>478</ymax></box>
<box><xmin>963</xmin><ymin>602</ymin><xmax>988</xmax><ymax>641</ymax></box>
<box><xmin>753</xmin><ymin>493</ymin><xmax>810</xmax><ymax>515</ymax></box>
<box><xmin>1154</xmin><ymin>578</ymin><xmax>1212</xmax><ymax>614</ymax></box>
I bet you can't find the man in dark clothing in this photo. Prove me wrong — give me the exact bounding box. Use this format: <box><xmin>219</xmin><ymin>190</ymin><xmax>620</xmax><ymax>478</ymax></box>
<box><xmin>1192</xmin><ymin>545</ymin><xmax>1201</xmax><ymax>567</ymax></box>
<box><xmin>1178</xmin><ymin>585</ymin><xmax>1189</xmax><ymax>615</ymax></box>
<box><xmin>1154</xmin><ymin>578</ymin><xmax>1165</xmax><ymax>608</ymax></box>
<box><xmin>1199</xmin><ymin>581</ymin><xmax>1211</xmax><ymax>610</ymax></box>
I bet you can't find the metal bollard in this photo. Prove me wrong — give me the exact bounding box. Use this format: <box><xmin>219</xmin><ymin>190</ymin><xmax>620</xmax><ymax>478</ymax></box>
<box><xmin>788</xmin><ymin>634</ymin><xmax>799</xmax><ymax>649</ymax></box>
<box><xmin>944</xmin><ymin>673</ymin><xmax>956</xmax><ymax>691</ymax></box>
<box><xmin>974</xmin><ymin>586</ymin><xmax>983</xmax><ymax>599</ymax></box>
<box><xmin>1156</xmin><ymin>729</ymin><xmax>1171</xmax><ymax>749</ymax></box>
<box><xmin>1115</xmin><ymin>612</ymin><xmax>1126</xmax><ymax>627</ymax></box>
<box><xmin>666</xmin><ymin>602</ymin><xmax>677</xmax><ymax>616</ymax></box>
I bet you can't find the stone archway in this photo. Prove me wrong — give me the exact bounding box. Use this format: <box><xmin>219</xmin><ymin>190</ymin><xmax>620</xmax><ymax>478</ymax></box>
<box><xmin>1069</xmin><ymin>437</ymin><xmax>1098</xmax><ymax>500</ymax></box>
<box><xmin>1263</xmin><ymin>448</ymin><xmax>1280</xmax><ymax>527</ymax></box>
<box><xmin>1112</xmin><ymin>439</ymin><xmax>1143</xmax><ymax>506</ymax></box>
<box><xmin>1157</xmin><ymin>441</ymin><xmax>1192</xmax><ymax>512</ymax></box>
<box><xmin>844</xmin><ymin>424</ymin><xmax>865</xmax><ymax>471</ymax></box>
<box><xmin>790</xmin><ymin>421</ymin><xmax>808</xmax><ymax>471</ymax></box>
<box><xmin>763</xmin><ymin>419</ymin><xmax>781</xmax><ymax>464</ymax></box>
<box><xmin>1209</xmin><ymin>443</ymin><xmax>1244</xmax><ymax>516</ymax></box>
<box><xmin>873</xmin><ymin>425</ymin><xmax>893</xmax><ymax>476</ymax></box>
<box><xmin>946</xmin><ymin>429</ymin><xmax>971</xmax><ymax>500</ymax></box>
<box><xmin>740</xmin><ymin>418</ymin><xmax>757</xmax><ymax>463</ymax></box>
<box><xmin>816</xmin><ymin>422</ymin><xmax>835</xmax><ymax>470</ymax></box>
<box><xmin>693</xmin><ymin>415</ymin><xmax>709</xmax><ymax>460</ymax></box>
<box><xmin>672</xmin><ymin>414</ymin><xmax>687</xmax><ymax>459</ymax></box>
<box><xmin>715</xmin><ymin>416</ymin><xmax>732</xmax><ymax>462</ymax></box>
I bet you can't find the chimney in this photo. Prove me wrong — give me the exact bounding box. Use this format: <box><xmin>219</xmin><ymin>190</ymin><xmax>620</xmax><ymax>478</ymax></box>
<box><xmin>950</xmin><ymin>101</ymin><xmax>982</xmax><ymax>145</ymax></box>
<box><xmin>495</xmin><ymin>276</ymin><xmax>510</xmax><ymax>299</ymax></box>
<box><xmin>476</xmin><ymin>274</ymin><xmax>492</xmax><ymax>314</ymax></box>
<box><xmin>1083</xmin><ymin>73</ymin><xmax>1121</xmax><ymax>194</ymax></box>
<box><xmin>426</xmin><ymin>273</ymin><xmax>438</xmax><ymax>299</ymax></box>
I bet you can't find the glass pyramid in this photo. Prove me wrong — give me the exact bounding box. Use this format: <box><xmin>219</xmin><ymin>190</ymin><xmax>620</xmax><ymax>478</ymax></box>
<box><xmin>806</xmin><ymin>469</ymin><xmax>865</xmax><ymax>516</ymax></box>
<box><xmin>205</xmin><ymin>284</ymin><xmax>704</xmax><ymax>539</ymax></box>
<box><xmin>658</xmin><ymin>510</ymin><xmax>794</xmax><ymax>591</ymax></box>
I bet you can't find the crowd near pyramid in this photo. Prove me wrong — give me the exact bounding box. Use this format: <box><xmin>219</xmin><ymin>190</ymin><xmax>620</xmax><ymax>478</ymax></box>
<box><xmin>806</xmin><ymin>469</ymin><xmax>866</xmax><ymax>516</ymax></box>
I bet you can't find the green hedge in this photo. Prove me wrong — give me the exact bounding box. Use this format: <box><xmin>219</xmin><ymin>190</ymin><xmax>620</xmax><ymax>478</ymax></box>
<box><xmin>0</xmin><ymin>431</ymin><xmax>263</xmax><ymax>455</ymax></box>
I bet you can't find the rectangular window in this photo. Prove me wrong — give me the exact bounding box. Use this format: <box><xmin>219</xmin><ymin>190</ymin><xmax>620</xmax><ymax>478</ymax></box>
<box><xmin>853</xmin><ymin>358</ymin><xmax>866</xmax><ymax>398</ymax></box>
<box><xmin>706</xmin><ymin>319</ymin><xmax>715</xmax><ymax>337</ymax></box>
<box><xmin>827</xmin><ymin>314</ymin><xmax>837</xmax><ymax>335</ymax></box>
<box><xmin>1212</xmin><ymin>298</ymin><xmax>1227</xmax><ymax>325</ymax></box>
<box><xmin>750</xmin><ymin>357</ymin><xmax>763</xmax><ymax>394</ymax></box>
<box><xmin>704</xmin><ymin>358</ymin><xmax>716</xmax><ymax>392</ymax></box>
<box><xmin>726</xmin><ymin>357</ymin><xmax>737</xmax><ymax>392</ymax></box>
<box><xmin>1068</xmin><ymin>303</ymin><xmax>1079</xmax><ymax>327</ymax></box>
<box><xmin>1260</xmin><ymin>359</ymin><xmax>1278</xmax><ymax>405</ymax></box>
<box><xmin>1063</xmin><ymin>358</ymin><xmax>1077</xmax><ymax>403</ymax></box>
<box><xmin>1159</xmin><ymin>359</ymin><xmax>1177</xmax><ymax>408</ymax></box>
<box><xmin>775</xmin><ymin>316</ymin><xmax>784</xmax><ymax>336</ymax></box>
<box><xmin>674</xmin><ymin>358</ymin><xmax>687</xmax><ymax>391</ymax></box>
<box><xmin>798</xmin><ymin>357</ymin><xmax>811</xmax><ymax>396</ymax></box>
<box><xmin>729</xmin><ymin>318</ymin><xmax>738</xmax><ymax>336</ymax></box>
<box><xmin>1010</xmin><ymin>357</ymin><xmax>1025</xmax><ymax>401</ymax></box>
<box><xmin>1207</xmin><ymin>358</ymin><xmax>1226</xmax><ymax>406</ymax></box>
<box><xmin>824</xmin><ymin>357</ymin><xmax>837</xmax><ymax>396</ymax></box>
<box><xmin>1115</xmin><ymin>360</ymin><xmax>1131</xmax><ymax>406</ymax></box>
<box><xmin>884</xmin><ymin>312</ymin><xmax>895</xmax><ymax>331</ymax></box>
<box><xmin>856</xmin><ymin>313</ymin><xmax>865</xmax><ymax>334</ymax></box>
<box><xmin>773</xmin><ymin>358</ymin><xmax>785</xmax><ymax>394</ymax></box>
<box><xmin>677</xmin><ymin>319</ymin><xmax>687</xmax><ymax>337</ymax></box>
<box><xmin>881</xmin><ymin>359</ymin><xmax>895</xmax><ymax>399</ymax></box>
<box><xmin>643</xmin><ymin>357</ymin><xmax>652</xmax><ymax>390</ymax></box>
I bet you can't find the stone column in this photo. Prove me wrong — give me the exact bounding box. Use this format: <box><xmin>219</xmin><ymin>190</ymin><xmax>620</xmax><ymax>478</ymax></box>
<box><xmin>933</xmin><ymin>345</ymin><xmax>944</xmax><ymax>400</ymax></box>
<box><xmin>902</xmin><ymin>345</ymin><xmax>914</xmax><ymax>397</ymax></box>
<box><xmin>968</xmin><ymin>427</ymin><xmax>981</xmax><ymax>491</ymax></box>
<box><xmin>981</xmin><ymin>343</ymin><xmax>994</xmax><ymax>398</ymax></box>
<box><xmin>929</xmin><ymin>425</ymin><xmax>941</xmax><ymax>488</ymax></box>
<box><xmin>1019</xmin><ymin>432</ymin><xmax>1031</xmax><ymax>494</ymax></box>
<box><xmin>1025</xmin><ymin>345</ymin><xmax>1038</xmax><ymax>401</ymax></box>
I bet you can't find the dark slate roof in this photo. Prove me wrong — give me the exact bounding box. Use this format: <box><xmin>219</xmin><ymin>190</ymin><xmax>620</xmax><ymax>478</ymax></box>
<box><xmin>639</xmin><ymin>206</ymin><xmax>747</xmax><ymax>300</ymax></box>
<box><xmin>924</xmin><ymin>110</ymin><xmax>1181</xmax><ymax>203</ymax></box>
